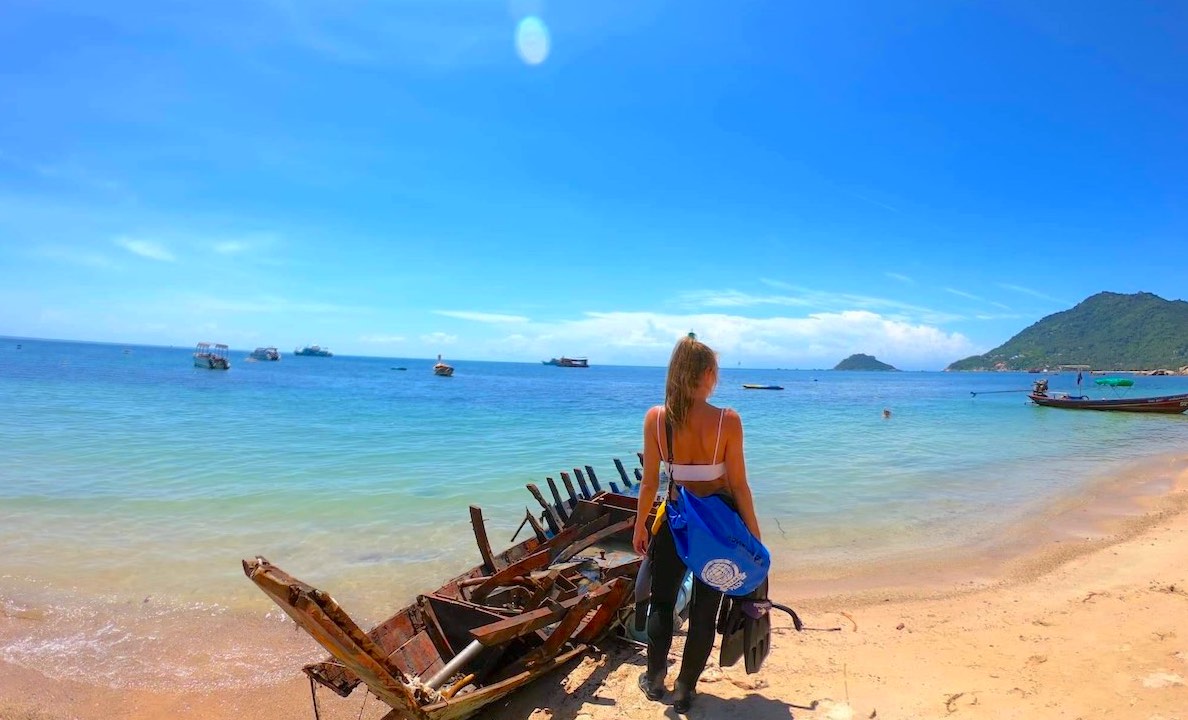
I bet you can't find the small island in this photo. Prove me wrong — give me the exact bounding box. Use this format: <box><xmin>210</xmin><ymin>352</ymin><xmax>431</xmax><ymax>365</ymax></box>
<box><xmin>834</xmin><ymin>353</ymin><xmax>898</xmax><ymax>371</ymax></box>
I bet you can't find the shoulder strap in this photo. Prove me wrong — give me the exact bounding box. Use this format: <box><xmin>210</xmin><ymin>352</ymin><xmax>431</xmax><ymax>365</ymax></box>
<box><xmin>712</xmin><ymin>409</ymin><xmax>725</xmax><ymax>462</ymax></box>
<box><xmin>663</xmin><ymin>410</ymin><xmax>675</xmax><ymax>500</ymax></box>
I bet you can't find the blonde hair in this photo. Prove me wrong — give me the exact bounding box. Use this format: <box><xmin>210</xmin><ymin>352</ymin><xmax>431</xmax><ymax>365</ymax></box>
<box><xmin>665</xmin><ymin>334</ymin><xmax>718</xmax><ymax>430</ymax></box>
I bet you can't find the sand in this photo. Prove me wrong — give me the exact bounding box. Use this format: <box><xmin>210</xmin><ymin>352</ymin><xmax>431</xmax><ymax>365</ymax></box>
<box><xmin>4</xmin><ymin>456</ymin><xmax>1188</xmax><ymax>720</ymax></box>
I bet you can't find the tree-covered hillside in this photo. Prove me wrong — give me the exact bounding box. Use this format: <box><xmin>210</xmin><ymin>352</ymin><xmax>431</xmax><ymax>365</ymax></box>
<box><xmin>947</xmin><ymin>292</ymin><xmax>1188</xmax><ymax>371</ymax></box>
<box><xmin>834</xmin><ymin>353</ymin><xmax>898</xmax><ymax>371</ymax></box>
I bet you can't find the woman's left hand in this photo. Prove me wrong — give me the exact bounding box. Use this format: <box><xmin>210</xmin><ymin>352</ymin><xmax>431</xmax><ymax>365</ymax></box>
<box><xmin>632</xmin><ymin>523</ymin><xmax>650</xmax><ymax>556</ymax></box>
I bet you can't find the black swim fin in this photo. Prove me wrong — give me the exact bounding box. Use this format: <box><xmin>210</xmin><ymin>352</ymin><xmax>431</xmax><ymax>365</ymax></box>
<box><xmin>717</xmin><ymin>596</ymin><xmax>747</xmax><ymax>668</ymax></box>
<box><xmin>742</xmin><ymin>580</ymin><xmax>772</xmax><ymax>674</ymax></box>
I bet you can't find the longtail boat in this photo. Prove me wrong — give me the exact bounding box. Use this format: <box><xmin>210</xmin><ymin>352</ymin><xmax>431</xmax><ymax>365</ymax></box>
<box><xmin>244</xmin><ymin>460</ymin><xmax>654</xmax><ymax>720</ymax></box>
<box><xmin>1029</xmin><ymin>392</ymin><xmax>1188</xmax><ymax>413</ymax></box>
<box><xmin>1029</xmin><ymin>376</ymin><xmax>1188</xmax><ymax>414</ymax></box>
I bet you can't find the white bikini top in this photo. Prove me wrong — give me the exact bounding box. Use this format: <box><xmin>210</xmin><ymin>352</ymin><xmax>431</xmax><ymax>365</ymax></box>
<box><xmin>657</xmin><ymin>407</ymin><xmax>727</xmax><ymax>482</ymax></box>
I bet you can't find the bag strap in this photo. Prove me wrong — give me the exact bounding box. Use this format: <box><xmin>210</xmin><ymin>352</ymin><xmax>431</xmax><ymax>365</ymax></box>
<box><xmin>663</xmin><ymin>410</ymin><xmax>676</xmax><ymax>501</ymax></box>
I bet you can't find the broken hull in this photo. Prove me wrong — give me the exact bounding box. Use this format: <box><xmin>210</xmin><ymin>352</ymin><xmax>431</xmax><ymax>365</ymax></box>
<box><xmin>244</xmin><ymin>490</ymin><xmax>649</xmax><ymax>720</ymax></box>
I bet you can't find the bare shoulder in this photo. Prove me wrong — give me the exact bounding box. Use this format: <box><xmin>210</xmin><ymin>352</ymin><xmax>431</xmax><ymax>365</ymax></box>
<box><xmin>643</xmin><ymin>404</ymin><xmax>662</xmax><ymax>426</ymax></box>
<box><xmin>721</xmin><ymin>406</ymin><xmax>742</xmax><ymax>424</ymax></box>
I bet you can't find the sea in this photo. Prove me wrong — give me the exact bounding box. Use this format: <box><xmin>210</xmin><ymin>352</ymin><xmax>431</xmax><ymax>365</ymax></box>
<box><xmin>2</xmin><ymin>337</ymin><xmax>1187</xmax><ymax>692</ymax></box>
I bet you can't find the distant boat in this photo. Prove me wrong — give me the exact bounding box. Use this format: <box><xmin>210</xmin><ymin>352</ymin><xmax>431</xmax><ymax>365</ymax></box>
<box><xmin>194</xmin><ymin>342</ymin><xmax>231</xmax><ymax>370</ymax></box>
<box><xmin>249</xmin><ymin>347</ymin><xmax>281</xmax><ymax>362</ymax></box>
<box><xmin>1029</xmin><ymin>377</ymin><xmax>1188</xmax><ymax>413</ymax></box>
<box><xmin>295</xmin><ymin>345</ymin><xmax>333</xmax><ymax>357</ymax></box>
<box><xmin>543</xmin><ymin>356</ymin><xmax>589</xmax><ymax>368</ymax></box>
<box><xmin>742</xmin><ymin>384</ymin><xmax>783</xmax><ymax>390</ymax></box>
<box><xmin>434</xmin><ymin>354</ymin><xmax>455</xmax><ymax>377</ymax></box>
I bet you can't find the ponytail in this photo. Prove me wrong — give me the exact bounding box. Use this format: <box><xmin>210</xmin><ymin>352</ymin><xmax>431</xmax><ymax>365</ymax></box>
<box><xmin>664</xmin><ymin>334</ymin><xmax>718</xmax><ymax>429</ymax></box>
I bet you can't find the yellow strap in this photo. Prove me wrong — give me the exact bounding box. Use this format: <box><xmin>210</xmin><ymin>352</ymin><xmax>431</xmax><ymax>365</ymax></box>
<box><xmin>650</xmin><ymin>500</ymin><xmax>667</xmax><ymax>535</ymax></box>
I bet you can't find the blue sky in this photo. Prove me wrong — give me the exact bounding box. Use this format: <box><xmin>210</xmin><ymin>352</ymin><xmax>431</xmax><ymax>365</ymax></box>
<box><xmin>2</xmin><ymin>1</ymin><xmax>1185</xmax><ymax>369</ymax></box>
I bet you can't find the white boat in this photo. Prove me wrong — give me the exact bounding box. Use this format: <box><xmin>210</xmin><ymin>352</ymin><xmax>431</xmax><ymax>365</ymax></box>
<box><xmin>248</xmin><ymin>347</ymin><xmax>281</xmax><ymax>361</ymax></box>
<box><xmin>433</xmin><ymin>354</ymin><xmax>455</xmax><ymax>377</ymax></box>
<box><xmin>194</xmin><ymin>342</ymin><xmax>231</xmax><ymax>370</ymax></box>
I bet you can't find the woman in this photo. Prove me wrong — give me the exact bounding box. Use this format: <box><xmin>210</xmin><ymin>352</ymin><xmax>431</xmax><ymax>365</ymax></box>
<box><xmin>632</xmin><ymin>334</ymin><xmax>762</xmax><ymax>712</ymax></box>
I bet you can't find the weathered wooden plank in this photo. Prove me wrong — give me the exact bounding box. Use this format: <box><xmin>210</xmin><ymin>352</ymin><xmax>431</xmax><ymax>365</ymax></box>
<box><xmin>613</xmin><ymin>458</ymin><xmax>632</xmax><ymax>487</ymax></box>
<box><xmin>388</xmin><ymin>631</ymin><xmax>443</xmax><ymax>679</ymax></box>
<box><xmin>552</xmin><ymin>518</ymin><xmax>635</xmax><ymax>564</ymax></box>
<box><xmin>574</xmin><ymin>577</ymin><xmax>633</xmax><ymax>643</ymax></box>
<box><xmin>241</xmin><ymin>558</ymin><xmax>423</xmax><ymax>716</ymax></box>
<box><xmin>572</xmin><ymin>468</ymin><xmax>592</xmax><ymax>499</ymax></box>
<box><xmin>584</xmin><ymin>465</ymin><xmax>603</xmax><ymax>493</ymax></box>
<box><xmin>559</xmin><ymin>472</ymin><xmax>580</xmax><ymax>505</ymax></box>
<box><xmin>469</xmin><ymin>506</ymin><xmax>497</xmax><ymax>575</ymax></box>
<box><xmin>469</xmin><ymin>582</ymin><xmax>615</xmax><ymax>647</ymax></box>
<box><xmin>525</xmin><ymin>484</ymin><xmax>562</xmax><ymax>535</ymax></box>
<box><xmin>522</xmin><ymin>570</ymin><xmax>559</xmax><ymax>612</ymax></box>
<box><xmin>467</xmin><ymin>515</ymin><xmax>600</xmax><ymax>604</ymax></box>
<box><xmin>527</xmin><ymin>593</ymin><xmax>599</xmax><ymax>665</ymax></box>
<box><xmin>545</xmin><ymin>477</ymin><xmax>570</xmax><ymax>522</ymax></box>
<box><xmin>523</xmin><ymin>508</ymin><xmax>548</xmax><ymax>543</ymax></box>
<box><xmin>408</xmin><ymin>645</ymin><xmax>588</xmax><ymax>720</ymax></box>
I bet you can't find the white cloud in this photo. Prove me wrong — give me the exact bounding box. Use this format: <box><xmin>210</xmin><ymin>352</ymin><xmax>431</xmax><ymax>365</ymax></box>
<box><xmin>213</xmin><ymin>241</ymin><xmax>248</xmax><ymax>255</ymax></box>
<box><xmin>684</xmin><ymin>284</ymin><xmax>964</xmax><ymax>325</ymax></box>
<box><xmin>114</xmin><ymin>237</ymin><xmax>175</xmax><ymax>262</ymax></box>
<box><xmin>944</xmin><ymin>287</ymin><xmax>983</xmax><ymax>301</ymax></box>
<box><xmin>359</xmin><ymin>334</ymin><xmax>406</xmax><ymax>344</ymax></box>
<box><xmin>885</xmin><ymin>272</ymin><xmax>915</xmax><ymax>285</ymax></box>
<box><xmin>38</xmin><ymin>246</ymin><xmax>119</xmax><ymax>269</ymax></box>
<box><xmin>182</xmin><ymin>295</ymin><xmax>373</xmax><ymax>315</ymax></box>
<box><xmin>420</xmin><ymin>332</ymin><xmax>458</xmax><ymax>346</ymax></box>
<box><xmin>434</xmin><ymin>310</ymin><xmax>530</xmax><ymax>324</ymax></box>
<box><xmin>997</xmin><ymin>283</ymin><xmax>1066</xmax><ymax>305</ymax></box>
<box><xmin>480</xmin><ymin>309</ymin><xmax>975</xmax><ymax>370</ymax></box>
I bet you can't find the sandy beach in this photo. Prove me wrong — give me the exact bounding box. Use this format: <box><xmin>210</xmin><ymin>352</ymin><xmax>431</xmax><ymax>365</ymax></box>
<box><xmin>4</xmin><ymin>455</ymin><xmax>1188</xmax><ymax>720</ymax></box>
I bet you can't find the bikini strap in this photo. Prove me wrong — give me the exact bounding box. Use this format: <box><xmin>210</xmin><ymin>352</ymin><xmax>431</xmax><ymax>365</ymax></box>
<box><xmin>712</xmin><ymin>408</ymin><xmax>725</xmax><ymax>462</ymax></box>
<box><xmin>655</xmin><ymin>405</ymin><xmax>665</xmax><ymax>460</ymax></box>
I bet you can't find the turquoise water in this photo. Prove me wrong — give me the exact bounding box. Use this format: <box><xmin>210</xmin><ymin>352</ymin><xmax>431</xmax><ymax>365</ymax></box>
<box><xmin>2</xmin><ymin>337</ymin><xmax>1188</xmax><ymax>689</ymax></box>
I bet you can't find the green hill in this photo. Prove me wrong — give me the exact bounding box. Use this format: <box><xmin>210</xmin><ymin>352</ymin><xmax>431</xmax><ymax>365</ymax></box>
<box><xmin>946</xmin><ymin>291</ymin><xmax>1188</xmax><ymax>371</ymax></box>
<box><xmin>834</xmin><ymin>353</ymin><xmax>898</xmax><ymax>371</ymax></box>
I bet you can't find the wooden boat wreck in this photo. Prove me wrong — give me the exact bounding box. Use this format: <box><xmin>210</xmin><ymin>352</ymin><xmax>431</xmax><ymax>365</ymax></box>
<box><xmin>244</xmin><ymin>460</ymin><xmax>654</xmax><ymax>720</ymax></box>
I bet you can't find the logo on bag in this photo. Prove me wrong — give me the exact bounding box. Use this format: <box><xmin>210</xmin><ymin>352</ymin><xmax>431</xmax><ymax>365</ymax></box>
<box><xmin>701</xmin><ymin>558</ymin><xmax>747</xmax><ymax>593</ymax></box>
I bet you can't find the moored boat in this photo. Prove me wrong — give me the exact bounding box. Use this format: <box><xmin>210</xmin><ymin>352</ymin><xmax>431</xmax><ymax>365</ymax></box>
<box><xmin>542</xmin><ymin>357</ymin><xmax>589</xmax><ymax>368</ymax></box>
<box><xmin>193</xmin><ymin>342</ymin><xmax>231</xmax><ymax>370</ymax></box>
<box><xmin>1029</xmin><ymin>392</ymin><xmax>1188</xmax><ymax>413</ymax></box>
<box><xmin>434</xmin><ymin>354</ymin><xmax>455</xmax><ymax>377</ymax></box>
<box><xmin>295</xmin><ymin>345</ymin><xmax>333</xmax><ymax>357</ymax></box>
<box><xmin>248</xmin><ymin>346</ymin><xmax>281</xmax><ymax>361</ymax></box>
<box><xmin>1029</xmin><ymin>377</ymin><xmax>1188</xmax><ymax>413</ymax></box>
<box><xmin>742</xmin><ymin>384</ymin><xmax>783</xmax><ymax>390</ymax></box>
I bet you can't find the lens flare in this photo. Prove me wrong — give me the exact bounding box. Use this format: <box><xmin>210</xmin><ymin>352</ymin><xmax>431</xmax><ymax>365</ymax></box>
<box><xmin>515</xmin><ymin>16</ymin><xmax>550</xmax><ymax>66</ymax></box>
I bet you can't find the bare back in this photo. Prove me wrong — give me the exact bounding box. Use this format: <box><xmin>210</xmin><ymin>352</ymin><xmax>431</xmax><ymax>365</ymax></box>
<box><xmin>654</xmin><ymin>403</ymin><xmax>732</xmax><ymax>498</ymax></box>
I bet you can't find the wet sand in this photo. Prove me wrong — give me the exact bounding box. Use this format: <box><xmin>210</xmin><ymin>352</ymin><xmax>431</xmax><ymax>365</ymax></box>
<box><xmin>4</xmin><ymin>455</ymin><xmax>1188</xmax><ymax>720</ymax></box>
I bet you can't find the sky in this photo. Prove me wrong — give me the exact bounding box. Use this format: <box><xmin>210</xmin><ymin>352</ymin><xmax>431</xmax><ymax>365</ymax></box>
<box><xmin>1</xmin><ymin>1</ymin><xmax>1185</xmax><ymax>370</ymax></box>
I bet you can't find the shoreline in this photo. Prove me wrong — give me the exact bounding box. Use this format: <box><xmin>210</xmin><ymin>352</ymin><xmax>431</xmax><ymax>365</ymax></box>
<box><xmin>4</xmin><ymin>452</ymin><xmax>1188</xmax><ymax>718</ymax></box>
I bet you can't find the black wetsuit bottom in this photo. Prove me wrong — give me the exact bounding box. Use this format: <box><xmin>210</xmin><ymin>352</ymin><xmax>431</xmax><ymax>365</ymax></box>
<box><xmin>646</xmin><ymin>517</ymin><xmax>724</xmax><ymax>687</ymax></box>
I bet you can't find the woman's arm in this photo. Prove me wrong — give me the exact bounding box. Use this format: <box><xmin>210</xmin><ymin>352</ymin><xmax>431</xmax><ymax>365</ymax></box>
<box><xmin>723</xmin><ymin>410</ymin><xmax>761</xmax><ymax>541</ymax></box>
<box><xmin>633</xmin><ymin>406</ymin><xmax>661</xmax><ymax>554</ymax></box>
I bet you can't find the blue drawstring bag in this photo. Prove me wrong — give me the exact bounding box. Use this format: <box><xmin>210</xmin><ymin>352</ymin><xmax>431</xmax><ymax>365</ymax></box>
<box><xmin>662</xmin><ymin>416</ymin><xmax>770</xmax><ymax>597</ymax></box>
<box><xmin>666</xmin><ymin>486</ymin><xmax>770</xmax><ymax>596</ymax></box>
